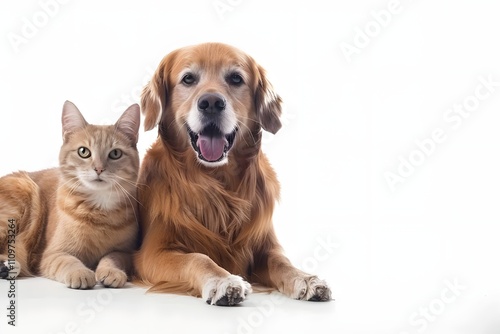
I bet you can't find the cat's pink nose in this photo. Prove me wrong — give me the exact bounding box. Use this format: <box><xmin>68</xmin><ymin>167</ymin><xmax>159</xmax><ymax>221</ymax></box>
<box><xmin>94</xmin><ymin>167</ymin><xmax>105</xmax><ymax>175</ymax></box>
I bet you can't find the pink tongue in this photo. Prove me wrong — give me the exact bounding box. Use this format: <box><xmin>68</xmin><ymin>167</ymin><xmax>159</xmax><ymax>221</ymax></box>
<box><xmin>197</xmin><ymin>135</ymin><xmax>227</xmax><ymax>162</ymax></box>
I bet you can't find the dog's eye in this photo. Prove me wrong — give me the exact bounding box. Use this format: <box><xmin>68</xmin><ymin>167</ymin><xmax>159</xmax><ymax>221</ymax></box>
<box><xmin>227</xmin><ymin>73</ymin><xmax>244</xmax><ymax>86</ymax></box>
<box><xmin>182</xmin><ymin>73</ymin><xmax>197</xmax><ymax>86</ymax></box>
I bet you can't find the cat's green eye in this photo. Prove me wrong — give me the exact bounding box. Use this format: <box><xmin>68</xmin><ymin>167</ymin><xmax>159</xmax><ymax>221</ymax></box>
<box><xmin>78</xmin><ymin>147</ymin><xmax>91</xmax><ymax>159</ymax></box>
<box><xmin>109</xmin><ymin>149</ymin><xmax>123</xmax><ymax>160</ymax></box>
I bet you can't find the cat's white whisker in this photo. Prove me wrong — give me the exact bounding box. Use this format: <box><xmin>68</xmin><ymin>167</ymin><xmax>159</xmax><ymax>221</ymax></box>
<box><xmin>0</xmin><ymin>101</ymin><xmax>140</xmax><ymax>288</ymax></box>
<box><xmin>59</xmin><ymin>177</ymin><xmax>82</xmax><ymax>211</ymax></box>
<box><xmin>113</xmin><ymin>174</ymin><xmax>150</xmax><ymax>192</ymax></box>
<box><xmin>111</xmin><ymin>180</ymin><xmax>140</xmax><ymax>224</ymax></box>
<box><xmin>112</xmin><ymin>179</ymin><xmax>140</xmax><ymax>206</ymax></box>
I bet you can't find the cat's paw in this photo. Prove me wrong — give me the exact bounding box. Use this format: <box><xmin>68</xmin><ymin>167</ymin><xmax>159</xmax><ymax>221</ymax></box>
<box><xmin>0</xmin><ymin>259</ymin><xmax>20</xmax><ymax>279</ymax></box>
<box><xmin>65</xmin><ymin>268</ymin><xmax>96</xmax><ymax>289</ymax></box>
<box><xmin>294</xmin><ymin>276</ymin><xmax>332</xmax><ymax>301</ymax></box>
<box><xmin>203</xmin><ymin>275</ymin><xmax>252</xmax><ymax>306</ymax></box>
<box><xmin>95</xmin><ymin>267</ymin><xmax>127</xmax><ymax>288</ymax></box>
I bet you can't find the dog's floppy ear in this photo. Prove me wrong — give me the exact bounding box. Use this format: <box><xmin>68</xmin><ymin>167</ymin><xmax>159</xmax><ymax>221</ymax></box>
<box><xmin>141</xmin><ymin>63</ymin><xmax>168</xmax><ymax>131</ymax></box>
<box><xmin>254</xmin><ymin>64</ymin><xmax>282</xmax><ymax>134</ymax></box>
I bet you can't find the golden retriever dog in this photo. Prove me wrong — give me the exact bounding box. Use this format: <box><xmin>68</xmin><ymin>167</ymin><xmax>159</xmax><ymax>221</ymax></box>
<box><xmin>134</xmin><ymin>43</ymin><xmax>331</xmax><ymax>305</ymax></box>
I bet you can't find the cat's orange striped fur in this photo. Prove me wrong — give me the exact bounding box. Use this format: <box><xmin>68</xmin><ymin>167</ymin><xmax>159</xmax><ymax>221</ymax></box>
<box><xmin>0</xmin><ymin>101</ymin><xmax>140</xmax><ymax>289</ymax></box>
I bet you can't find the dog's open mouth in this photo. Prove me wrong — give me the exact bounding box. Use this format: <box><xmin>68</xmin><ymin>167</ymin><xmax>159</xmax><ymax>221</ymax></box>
<box><xmin>188</xmin><ymin>124</ymin><xmax>237</xmax><ymax>163</ymax></box>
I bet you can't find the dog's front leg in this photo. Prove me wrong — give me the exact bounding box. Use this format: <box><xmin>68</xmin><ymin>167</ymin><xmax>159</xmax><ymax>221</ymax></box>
<box><xmin>135</xmin><ymin>250</ymin><xmax>251</xmax><ymax>306</ymax></box>
<box><xmin>253</xmin><ymin>249</ymin><xmax>332</xmax><ymax>301</ymax></box>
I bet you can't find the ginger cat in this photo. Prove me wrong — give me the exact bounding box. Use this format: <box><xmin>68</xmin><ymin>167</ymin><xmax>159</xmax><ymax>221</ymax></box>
<box><xmin>0</xmin><ymin>101</ymin><xmax>140</xmax><ymax>289</ymax></box>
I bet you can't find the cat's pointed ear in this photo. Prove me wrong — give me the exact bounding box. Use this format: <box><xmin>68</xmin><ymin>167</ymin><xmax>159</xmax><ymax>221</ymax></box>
<box><xmin>62</xmin><ymin>101</ymin><xmax>88</xmax><ymax>139</ymax></box>
<box><xmin>115</xmin><ymin>104</ymin><xmax>140</xmax><ymax>145</ymax></box>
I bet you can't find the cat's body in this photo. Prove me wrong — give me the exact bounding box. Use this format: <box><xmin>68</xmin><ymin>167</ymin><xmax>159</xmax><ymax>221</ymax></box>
<box><xmin>0</xmin><ymin>101</ymin><xmax>140</xmax><ymax>289</ymax></box>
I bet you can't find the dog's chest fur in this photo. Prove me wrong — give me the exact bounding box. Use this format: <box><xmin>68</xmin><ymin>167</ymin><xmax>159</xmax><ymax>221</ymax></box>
<box><xmin>184</xmin><ymin>158</ymin><xmax>255</xmax><ymax>239</ymax></box>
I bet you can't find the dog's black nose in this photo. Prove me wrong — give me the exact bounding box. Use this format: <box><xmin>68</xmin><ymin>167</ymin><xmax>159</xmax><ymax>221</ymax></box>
<box><xmin>198</xmin><ymin>93</ymin><xmax>226</xmax><ymax>114</ymax></box>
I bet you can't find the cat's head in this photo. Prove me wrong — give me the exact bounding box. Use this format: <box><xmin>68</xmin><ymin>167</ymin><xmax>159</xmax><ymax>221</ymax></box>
<box><xmin>59</xmin><ymin>101</ymin><xmax>141</xmax><ymax>194</ymax></box>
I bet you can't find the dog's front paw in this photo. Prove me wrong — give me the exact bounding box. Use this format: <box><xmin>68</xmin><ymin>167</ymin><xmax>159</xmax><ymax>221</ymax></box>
<box><xmin>0</xmin><ymin>259</ymin><xmax>20</xmax><ymax>279</ymax></box>
<box><xmin>295</xmin><ymin>276</ymin><xmax>332</xmax><ymax>301</ymax></box>
<box><xmin>96</xmin><ymin>267</ymin><xmax>128</xmax><ymax>288</ymax></box>
<box><xmin>203</xmin><ymin>275</ymin><xmax>252</xmax><ymax>306</ymax></box>
<box><xmin>64</xmin><ymin>267</ymin><xmax>96</xmax><ymax>289</ymax></box>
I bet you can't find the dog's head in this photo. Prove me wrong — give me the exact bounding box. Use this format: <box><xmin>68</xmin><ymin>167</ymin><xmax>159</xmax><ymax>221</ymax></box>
<box><xmin>141</xmin><ymin>43</ymin><xmax>282</xmax><ymax>167</ymax></box>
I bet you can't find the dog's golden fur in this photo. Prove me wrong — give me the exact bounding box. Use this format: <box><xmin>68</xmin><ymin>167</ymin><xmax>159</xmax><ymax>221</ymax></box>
<box><xmin>134</xmin><ymin>43</ymin><xmax>331</xmax><ymax>305</ymax></box>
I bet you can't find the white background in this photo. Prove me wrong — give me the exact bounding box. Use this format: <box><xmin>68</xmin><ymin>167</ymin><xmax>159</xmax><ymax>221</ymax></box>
<box><xmin>1</xmin><ymin>0</ymin><xmax>500</xmax><ymax>333</ymax></box>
